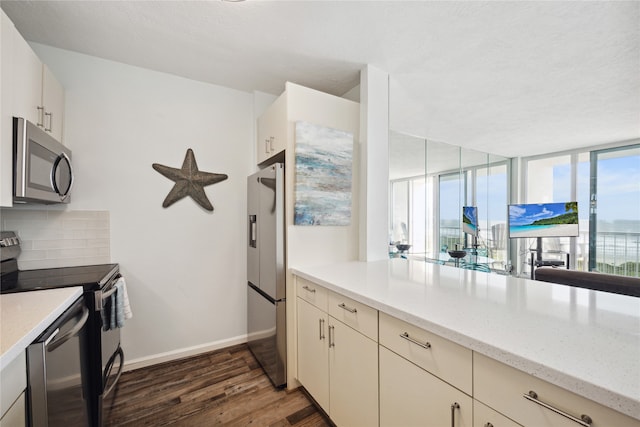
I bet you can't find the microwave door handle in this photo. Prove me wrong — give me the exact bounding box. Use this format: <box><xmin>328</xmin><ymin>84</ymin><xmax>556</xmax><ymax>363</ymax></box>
<box><xmin>51</xmin><ymin>152</ymin><xmax>74</xmax><ymax>201</ymax></box>
<box><xmin>46</xmin><ymin>305</ymin><xmax>89</xmax><ymax>352</ymax></box>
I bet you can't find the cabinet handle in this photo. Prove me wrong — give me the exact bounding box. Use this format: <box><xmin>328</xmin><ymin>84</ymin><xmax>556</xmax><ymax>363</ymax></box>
<box><xmin>328</xmin><ymin>325</ymin><xmax>335</xmax><ymax>348</ymax></box>
<box><xmin>451</xmin><ymin>402</ymin><xmax>460</xmax><ymax>427</ymax></box>
<box><xmin>399</xmin><ymin>332</ymin><xmax>431</xmax><ymax>349</ymax></box>
<box><xmin>523</xmin><ymin>390</ymin><xmax>593</xmax><ymax>426</ymax></box>
<box><xmin>37</xmin><ymin>106</ymin><xmax>45</xmax><ymax>127</ymax></box>
<box><xmin>338</xmin><ymin>303</ymin><xmax>357</xmax><ymax>313</ymax></box>
<box><xmin>484</xmin><ymin>423</ymin><xmax>494</xmax><ymax>427</ymax></box>
<box><xmin>302</xmin><ymin>285</ymin><xmax>316</xmax><ymax>293</ymax></box>
<box><xmin>269</xmin><ymin>136</ymin><xmax>274</xmax><ymax>152</ymax></box>
<box><xmin>319</xmin><ymin>318</ymin><xmax>325</xmax><ymax>340</ymax></box>
<box><xmin>44</xmin><ymin>111</ymin><xmax>53</xmax><ymax>132</ymax></box>
<box><xmin>264</xmin><ymin>139</ymin><xmax>270</xmax><ymax>154</ymax></box>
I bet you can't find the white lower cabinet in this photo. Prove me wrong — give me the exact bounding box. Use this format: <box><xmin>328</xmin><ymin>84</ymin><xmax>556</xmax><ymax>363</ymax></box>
<box><xmin>296</xmin><ymin>280</ymin><xmax>378</xmax><ymax>427</ymax></box>
<box><xmin>295</xmin><ymin>276</ymin><xmax>639</xmax><ymax>427</ymax></box>
<box><xmin>474</xmin><ymin>353</ymin><xmax>640</xmax><ymax>427</ymax></box>
<box><xmin>0</xmin><ymin>392</ymin><xmax>25</xmax><ymax>427</ymax></box>
<box><xmin>473</xmin><ymin>400</ymin><xmax>522</xmax><ymax>427</ymax></box>
<box><xmin>297</xmin><ymin>297</ymin><xmax>329</xmax><ymax>409</ymax></box>
<box><xmin>0</xmin><ymin>351</ymin><xmax>26</xmax><ymax>427</ymax></box>
<box><xmin>328</xmin><ymin>316</ymin><xmax>378</xmax><ymax>427</ymax></box>
<box><xmin>379</xmin><ymin>346</ymin><xmax>472</xmax><ymax>427</ymax></box>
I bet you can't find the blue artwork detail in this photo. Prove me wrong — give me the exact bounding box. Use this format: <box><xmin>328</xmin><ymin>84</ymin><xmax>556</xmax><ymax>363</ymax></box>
<box><xmin>294</xmin><ymin>121</ymin><xmax>354</xmax><ymax>226</ymax></box>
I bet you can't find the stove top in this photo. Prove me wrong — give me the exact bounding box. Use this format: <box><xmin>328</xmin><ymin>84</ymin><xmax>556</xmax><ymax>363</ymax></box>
<box><xmin>0</xmin><ymin>231</ymin><xmax>119</xmax><ymax>294</ymax></box>
<box><xmin>1</xmin><ymin>262</ymin><xmax>120</xmax><ymax>294</ymax></box>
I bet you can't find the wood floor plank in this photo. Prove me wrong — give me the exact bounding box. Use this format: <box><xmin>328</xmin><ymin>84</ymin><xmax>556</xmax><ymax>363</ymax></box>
<box><xmin>105</xmin><ymin>344</ymin><xmax>331</xmax><ymax>426</ymax></box>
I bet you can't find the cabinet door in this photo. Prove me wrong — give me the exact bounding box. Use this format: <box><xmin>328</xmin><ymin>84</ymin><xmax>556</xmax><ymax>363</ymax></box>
<box><xmin>474</xmin><ymin>400</ymin><xmax>522</xmax><ymax>427</ymax></box>
<box><xmin>1</xmin><ymin>10</ymin><xmax>14</xmax><ymax>207</ymax></box>
<box><xmin>11</xmin><ymin>31</ymin><xmax>42</xmax><ymax>126</ymax></box>
<box><xmin>0</xmin><ymin>392</ymin><xmax>25</xmax><ymax>427</ymax></box>
<box><xmin>329</xmin><ymin>318</ymin><xmax>378</xmax><ymax>427</ymax></box>
<box><xmin>42</xmin><ymin>64</ymin><xmax>64</xmax><ymax>141</ymax></box>
<box><xmin>257</xmin><ymin>94</ymin><xmax>286</xmax><ymax>164</ymax></box>
<box><xmin>380</xmin><ymin>346</ymin><xmax>472</xmax><ymax>427</ymax></box>
<box><xmin>296</xmin><ymin>298</ymin><xmax>329</xmax><ymax>411</ymax></box>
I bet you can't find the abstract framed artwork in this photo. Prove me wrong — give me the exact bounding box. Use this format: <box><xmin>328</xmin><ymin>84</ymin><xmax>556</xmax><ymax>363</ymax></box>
<box><xmin>294</xmin><ymin>121</ymin><xmax>354</xmax><ymax>226</ymax></box>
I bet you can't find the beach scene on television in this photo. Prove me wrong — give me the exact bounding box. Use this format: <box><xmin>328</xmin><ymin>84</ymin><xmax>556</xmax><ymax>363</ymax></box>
<box><xmin>509</xmin><ymin>202</ymin><xmax>579</xmax><ymax>238</ymax></box>
<box><xmin>462</xmin><ymin>206</ymin><xmax>478</xmax><ymax>236</ymax></box>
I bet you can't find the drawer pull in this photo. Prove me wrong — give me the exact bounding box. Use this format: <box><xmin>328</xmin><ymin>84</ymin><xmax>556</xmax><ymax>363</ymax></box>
<box><xmin>523</xmin><ymin>390</ymin><xmax>593</xmax><ymax>426</ymax></box>
<box><xmin>302</xmin><ymin>285</ymin><xmax>316</xmax><ymax>293</ymax></box>
<box><xmin>338</xmin><ymin>303</ymin><xmax>357</xmax><ymax>313</ymax></box>
<box><xmin>399</xmin><ymin>332</ymin><xmax>431</xmax><ymax>349</ymax></box>
<box><xmin>451</xmin><ymin>402</ymin><xmax>460</xmax><ymax>427</ymax></box>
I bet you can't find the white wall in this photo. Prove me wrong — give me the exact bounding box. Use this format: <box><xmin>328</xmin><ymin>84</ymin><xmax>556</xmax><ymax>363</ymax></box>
<box><xmin>32</xmin><ymin>44</ymin><xmax>254</xmax><ymax>366</ymax></box>
<box><xmin>359</xmin><ymin>65</ymin><xmax>389</xmax><ymax>261</ymax></box>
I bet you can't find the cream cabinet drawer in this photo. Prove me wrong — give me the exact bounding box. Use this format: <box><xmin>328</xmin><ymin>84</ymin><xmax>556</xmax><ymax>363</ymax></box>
<box><xmin>0</xmin><ymin>392</ymin><xmax>25</xmax><ymax>427</ymax></box>
<box><xmin>296</xmin><ymin>277</ymin><xmax>328</xmax><ymax>311</ymax></box>
<box><xmin>379</xmin><ymin>312</ymin><xmax>472</xmax><ymax>395</ymax></box>
<box><xmin>0</xmin><ymin>352</ymin><xmax>26</xmax><ymax>418</ymax></box>
<box><xmin>474</xmin><ymin>353</ymin><xmax>639</xmax><ymax>427</ymax></box>
<box><xmin>474</xmin><ymin>400</ymin><xmax>522</xmax><ymax>427</ymax></box>
<box><xmin>328</xmin><ymin>291</ymin><xmax>378</xmax><ymax>341</ymax></box>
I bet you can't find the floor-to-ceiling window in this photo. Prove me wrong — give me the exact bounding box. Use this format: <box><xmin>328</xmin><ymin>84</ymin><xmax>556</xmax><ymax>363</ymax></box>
<box><xmin>589</xmin><ymin>145</ymin><xmax>640</xmax><ymax>276</ymax></box>
<box><xmin>522</xmin><ymin>142</ymin><xmax>639</xmax><ymax>278</ymax></box>
<box><xmin>439</xmin><ymin>172</ymin><xmax>462</xmax><ymax>251</ymax></box>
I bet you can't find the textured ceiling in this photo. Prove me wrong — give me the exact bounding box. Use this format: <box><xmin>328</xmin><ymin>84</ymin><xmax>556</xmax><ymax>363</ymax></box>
<box><xmin>2</xmin><ymin>1</ymin><xmax>638</xmax><ymax>158</ymax></box>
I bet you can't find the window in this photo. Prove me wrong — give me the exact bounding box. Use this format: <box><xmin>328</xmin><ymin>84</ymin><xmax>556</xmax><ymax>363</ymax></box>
<box><xmin>523</xmin><ymin>143</ymin><xmax>639</xmax><ymax>278</ymax></box>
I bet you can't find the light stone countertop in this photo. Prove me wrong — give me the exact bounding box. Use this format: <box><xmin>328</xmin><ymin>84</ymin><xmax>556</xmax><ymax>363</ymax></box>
<box><xmin>1</xmin><ymin>287</ymin><xmax>83</xmax><ymax>370</ymax></box>
<box><xmin>291</xmin><ymin>258</ymin><xmax>640</xmax><ymax>421</ymax></box>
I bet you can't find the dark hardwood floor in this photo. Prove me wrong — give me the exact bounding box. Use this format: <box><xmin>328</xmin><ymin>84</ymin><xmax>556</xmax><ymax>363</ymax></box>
<box><xmin>104</xmin><ymin>343</ymin><xmax>331</xmax><ymax>426</ymax></box>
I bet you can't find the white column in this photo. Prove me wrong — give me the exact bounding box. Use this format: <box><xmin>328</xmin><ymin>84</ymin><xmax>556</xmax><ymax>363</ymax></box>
<box><xmin>359</xmin><ymin>65</ymin><xmax>389</xmax><ymax>261</ymax></box>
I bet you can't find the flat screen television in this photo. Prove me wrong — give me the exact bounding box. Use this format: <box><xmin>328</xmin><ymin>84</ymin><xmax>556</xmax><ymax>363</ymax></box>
<box><xmin>462</xmin><ymin>206</ymin><xmax>478</xmax><ymax>237</ymax></box>
<box><xmin>508</xmin><ymin>202</ymin><xmax>579</xmax><ymax>238</ymax></box>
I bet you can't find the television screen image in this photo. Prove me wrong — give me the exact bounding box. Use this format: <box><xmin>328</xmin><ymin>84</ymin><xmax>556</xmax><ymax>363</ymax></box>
<box><xmin>462</xmin><ymin>206</ymin><xmax>478</xmax><ymax>236</ymax></box>
<box><xmin>508</xmin><ymin>202</ymin><xmax>579</xmax><ymax>238</ymax></box>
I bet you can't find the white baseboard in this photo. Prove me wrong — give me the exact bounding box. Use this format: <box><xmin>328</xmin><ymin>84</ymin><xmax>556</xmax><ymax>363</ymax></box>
<box><xmin>122</xmin><ymin>334</ymin><xmax>248</xmax><ymax>372</ymax></box>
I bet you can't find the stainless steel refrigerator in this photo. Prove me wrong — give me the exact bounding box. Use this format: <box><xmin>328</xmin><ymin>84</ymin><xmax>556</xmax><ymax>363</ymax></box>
<box><xmin>247</xmin><ymin>163</ymin><xmax>286</xmax><ymax>387</ymax></box>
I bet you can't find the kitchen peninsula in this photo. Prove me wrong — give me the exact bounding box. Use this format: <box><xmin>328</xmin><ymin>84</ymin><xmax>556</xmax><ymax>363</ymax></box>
<box><xmin>292</xmin><ymin>259</ymin><xmax>640</xmax><ymax>426</ymax></box>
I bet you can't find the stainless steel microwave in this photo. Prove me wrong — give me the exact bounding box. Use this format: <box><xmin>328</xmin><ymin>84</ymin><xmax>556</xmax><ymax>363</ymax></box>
<box><xmin>13</xmin><ymin>117</ymin><xmax>73</xmax><ymax>204</ymax></box>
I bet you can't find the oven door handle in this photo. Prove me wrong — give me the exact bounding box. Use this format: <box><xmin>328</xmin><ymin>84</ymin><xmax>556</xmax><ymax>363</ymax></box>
<box><xmin>47</xmin><ymin>305</ymin><xmax>89</xmax><ymax>352</ymax></box>
<box><xmin>102</xmin><ymin>285</ymin><xmax>117</xmax><ymax>300</ymax></box>
<box><xmin>96</xmin><ymin>283</ymin><xmax>118</xmax><ymax>311</ymax></box>
<box><xmin>103</xmin><ymin>346</ymin><xmax>124</xmax><ymax>397</ymax></box>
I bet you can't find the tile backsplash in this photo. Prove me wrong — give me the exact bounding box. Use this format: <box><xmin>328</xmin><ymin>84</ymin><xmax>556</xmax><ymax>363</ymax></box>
<box><xmin>1</xmin><ymin>209</ymin><xmax>110</xmax><ymax>270</ymax></box>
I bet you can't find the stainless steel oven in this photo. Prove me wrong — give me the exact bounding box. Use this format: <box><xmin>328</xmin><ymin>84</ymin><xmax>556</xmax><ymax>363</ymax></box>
<box><xmin>1</xmin><ymin>231</ymin><xmax>125</xmax><ymax>427</ymax></box>
<box><xmin>27</xmin><ymin>297</ymin><xmax>90</xmax><ymax>427</ymax></box>
<box><xmin>92</xmin><ymin>273</ymin><xmax>124</xmax><ymax>426</ymax></box>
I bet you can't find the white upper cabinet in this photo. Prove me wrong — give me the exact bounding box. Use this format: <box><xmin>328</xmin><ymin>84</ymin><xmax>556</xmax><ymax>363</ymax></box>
<box><xmin>11</xmin><ymin>30</ymin><xmax>42</xmax><ymax>127</ymax></box>
<box><xmin>0</xmin><ymin>10</ymin><xmax>66</xmax><ymax>207</ymax></box>
<box><xmin>256</xmin><ymin>93</ymin><xmax>287</xmax><ymax>165</ymax></box>
<box><xmin>10</xmin><ymin>22</ymin><xmax>65</xmax><ymax>142</ymax></box>
<box><xmin>0</xmin><ymin>10</ymin><xmax>14</xmax><ymax>207</ymax></box>
<box><xmin>41</xmin><ymin>64</ymin><xmax>65</xmax><ymax>141</ymax></box>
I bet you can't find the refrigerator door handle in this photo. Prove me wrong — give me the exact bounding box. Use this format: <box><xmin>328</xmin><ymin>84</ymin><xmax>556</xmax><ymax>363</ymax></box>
<box><xmin>248</xmin><ymin>281</ymin><xmax>285</xmax><ymax>304</ymax></box>
<box><xmin>249</xmin><ymin>215</ymin><xmax>257</xmax><ymax>248</ymax></box>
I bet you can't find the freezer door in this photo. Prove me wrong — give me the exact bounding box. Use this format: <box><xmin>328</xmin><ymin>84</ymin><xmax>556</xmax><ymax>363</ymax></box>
<box><xmin>247</xmin><ymin>283</ymin><xmax>286</xmax><ymax>387</ymax></box>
